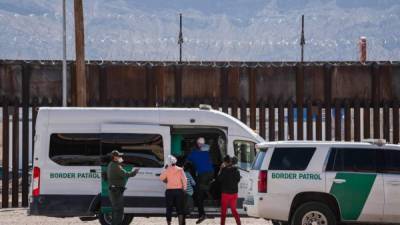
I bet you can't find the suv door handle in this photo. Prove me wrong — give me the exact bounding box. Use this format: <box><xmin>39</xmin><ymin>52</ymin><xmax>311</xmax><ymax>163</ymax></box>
<box><xmin>388</xmin><ymin>181</ymin><xmax>400</xmax><ymax>186</ymax></box>
<box><xmin>90</xmin><ymin>169</ymin><xmax>97</xmax><ymax>173</ymax></box>
<box><xmin>333</xmin><ymin>179</ymin><xmax>346</xmax><ymax>184</ymax></box>
<box><xmin>155</xmin><ymin>173</ymin><xmax>161</xmax><ymax>177</ymax></box>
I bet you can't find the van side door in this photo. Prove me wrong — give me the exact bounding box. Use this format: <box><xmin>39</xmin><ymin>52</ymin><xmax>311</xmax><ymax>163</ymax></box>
<box><xmin>382</xmin><ymin>149</ymin><xmax>400</xmax><ymax>223</ymax></box>
<box><xmin>44</xmin><ymin>130</ymin><xmax>102</xmax><ymax>216</ymax></box>
<box><xmin>325</xmin><ymin>148</ymin><xmax>384</xmax><ymax>223</ymax></box>
<box><xmin>232</xmin><ymin>139</ymin><xmax>257</xmax><ymax>202</ymax></box>
<box><xmin>100</xmin><ymin>124</ymin><xmax>170</xmax><ymax>215</ymax></box>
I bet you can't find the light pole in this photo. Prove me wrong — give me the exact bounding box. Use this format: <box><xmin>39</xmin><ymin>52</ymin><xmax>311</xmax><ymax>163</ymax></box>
<box><xmin>178</xmin><ymin>13</ymin><xmax>183</xmax><ymax>63</ymax></box>
<box><xmin>62</xmin><ymin>0</ymin><xmax>67</xmax><ymax>107</ymax></box>
<box><xmin>300</xmin><ymin>15</ymin><xmax>305</xmax><ymax>63</ymax></box>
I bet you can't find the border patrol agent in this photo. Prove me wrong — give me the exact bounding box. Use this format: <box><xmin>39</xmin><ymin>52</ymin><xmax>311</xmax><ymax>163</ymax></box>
<box><xmin>107</xmin><ymin>150</ymin><xmax>139</xmax><ymax>225</ymax></box>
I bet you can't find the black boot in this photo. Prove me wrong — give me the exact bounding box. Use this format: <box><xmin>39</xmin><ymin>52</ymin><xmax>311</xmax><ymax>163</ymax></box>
<box><xmin>196</xmin><ymin>215</ymin><xmax>206</xmax><ymax>224</ymax></box>
<box><xmin>178</xmin><ymin>215</ymin><xmax>185</xmax><ymax>225</ymax></box>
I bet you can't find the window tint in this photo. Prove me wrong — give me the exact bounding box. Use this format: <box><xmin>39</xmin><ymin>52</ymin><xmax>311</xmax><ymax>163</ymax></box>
<box><xmin>234</xmin><ymin>140</ymin><xmax>256</xmax><ymax>170</ymax></box>
<box><xmin>49</xmin><ymin>134</ymin><xmax>101</xmax><ymax>166</ymax></box>
<box><xmin>269</xmin><ymin>148</ymin><xmax>315</xmax><ymax>171</ymax></box>
<box><xmin>49</xmin><ymin>133</ymin><xmax>164</xmax><ymax>167</ymax></box>
<box><xmin>327</xmin><ymin>148</ymin><xmax>377</xmax><ymax>173</ymax></box>
<box><xmin>101</xmin><ymin>133</ymin><xmax>164</xmax><ymax>168</ymax></box>
<box><xmin>383</xmin><ymin>150</ymin><xmax>400</xmax><ymax>174</ymax></box>
<box><xmin>252</xmin><ymin>149</ymin><xmax>267</xmax><ymax>170</ymax></box>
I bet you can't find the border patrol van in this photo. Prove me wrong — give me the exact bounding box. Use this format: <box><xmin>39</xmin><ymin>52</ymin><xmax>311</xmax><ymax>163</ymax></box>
<box><xmin>244</xmin><ymin>140</ymin><xmax>400</xmax><ymax>225</ymax></box>
<box><xmin>28</xmin><ymin>106</ymin><xmax>264</xmax><ymax>225</ymax></box>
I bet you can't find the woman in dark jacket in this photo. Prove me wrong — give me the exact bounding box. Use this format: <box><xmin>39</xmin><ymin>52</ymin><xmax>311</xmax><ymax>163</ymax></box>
<box><xmin>217</xmin><ymin>155</ymin><xmax>241</xmax><ymax>225</ymax></box>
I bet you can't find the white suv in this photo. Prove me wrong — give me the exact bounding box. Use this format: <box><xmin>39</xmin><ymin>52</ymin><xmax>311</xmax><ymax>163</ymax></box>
<box><xmin>244</xmin><ymin>140</ymin><xmax>400</xmax><ymax>225</ymax></box>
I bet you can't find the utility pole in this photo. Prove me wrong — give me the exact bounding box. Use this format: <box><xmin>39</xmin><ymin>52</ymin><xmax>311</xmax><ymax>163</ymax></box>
<box><xmin>178</xmin><ymin>13</ymin><xmax>183</xmax><ymax>63</ymax></box>
<box><xmin>300</xmin><ymin>15</ymin><xmax>305</xmax><ymax>63</ymax></box>
<box><xmin>62</xmin><ymin>0</ymin><xmax>67</xmax><ymax>107</ymax></box>
<box><xmin>74</xmin><ymin>0</ymin><xmax>87</xmax><ymax>106</ymax></box>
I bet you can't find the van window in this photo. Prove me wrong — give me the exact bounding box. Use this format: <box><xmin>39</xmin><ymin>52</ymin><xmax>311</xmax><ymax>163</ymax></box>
<box><xmin>234</xmin><ymin>140</ymin><xmax>256</xmax><ymax>171</ymax></box>
<box><xmin>49</xmin><ymin>133</ymin><xmax>101</xmax><ymax>166</ymax></box>
<box><xmin>252</xmin><ymin>148</ymin><xmax>267</xmax><ymax>170</ymax></box>
<box><xmin>383</xmin><ymin>150</ymin><xmax>400</xmax><ymax>174</ymax></box>
<box><xmin>269</xmin><ymin>148</ymin><xmax>316</xmax><ymax>171</ymax></box>
<box><xmin>101</xmin><ymin>133</ymin><xmax>164</xmax><ymax>168</ymax></box>
<box><xmin>326</xmin><ymin>148</ymin><xmax>377</xmax><ymax>173</ymax></box>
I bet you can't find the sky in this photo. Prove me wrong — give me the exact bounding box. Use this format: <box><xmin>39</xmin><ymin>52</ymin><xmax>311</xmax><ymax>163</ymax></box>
<box><xmin>0</xmin><ymin>0</ymin><xmax>399</xmax><ymax>61</ymax></box>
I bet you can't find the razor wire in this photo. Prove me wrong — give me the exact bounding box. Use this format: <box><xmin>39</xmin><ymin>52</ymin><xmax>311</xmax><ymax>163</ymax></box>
<box><xmin>1</xmin><ymin>6</ymin><xmax>400</xmax><ymax>61</ymax></box>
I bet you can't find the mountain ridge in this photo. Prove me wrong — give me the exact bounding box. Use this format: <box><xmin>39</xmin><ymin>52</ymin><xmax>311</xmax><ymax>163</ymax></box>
<box><xmin>0</xmin><ymin>0</ymin><xmax>399</xmax><ymax>61</ymax></box>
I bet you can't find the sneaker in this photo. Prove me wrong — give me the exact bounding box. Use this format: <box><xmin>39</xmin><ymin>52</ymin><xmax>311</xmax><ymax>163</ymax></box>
<box><xmin>196</xmin><ymin>215</ymin><xmax>206</xmax><ymax>224</ymax></box>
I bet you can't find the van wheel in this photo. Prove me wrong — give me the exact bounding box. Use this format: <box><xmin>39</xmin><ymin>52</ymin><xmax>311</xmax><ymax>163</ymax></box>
<box><xmin>291</xmin><ymin>202</ymin><xmax>336</xmax><ymax>225</ymax></box>
<box><xmin>98</xmin><ymin>213</ymin><xmax>133</xmax><ymax>225</ymax></box>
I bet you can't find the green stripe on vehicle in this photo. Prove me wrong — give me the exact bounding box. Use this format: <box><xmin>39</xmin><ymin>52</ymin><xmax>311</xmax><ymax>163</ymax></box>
<box><xmin>329</xmin><ymin>172</ymin><xmax>376</xmax><ymax>221</ymax></box>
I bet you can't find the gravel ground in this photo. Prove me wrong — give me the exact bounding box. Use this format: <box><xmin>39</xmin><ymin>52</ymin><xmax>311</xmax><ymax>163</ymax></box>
<box><xmin>0</xmin><ymin>208</ymin><xmax>272</xmax><ymax>225</ymax></box>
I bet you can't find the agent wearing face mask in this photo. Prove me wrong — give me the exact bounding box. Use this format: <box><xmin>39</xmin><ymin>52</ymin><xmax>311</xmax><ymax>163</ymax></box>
<box><xmin>107</xmin><ymin>150</ymin><xmax>140</xmax><ymax>225</ymax></box>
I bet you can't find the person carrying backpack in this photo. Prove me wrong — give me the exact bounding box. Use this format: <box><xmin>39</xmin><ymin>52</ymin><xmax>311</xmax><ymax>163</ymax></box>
<box><xmin>217</xmin><ymin>155</ymin><xmax>241</xmax><ymax>225</ymax></box>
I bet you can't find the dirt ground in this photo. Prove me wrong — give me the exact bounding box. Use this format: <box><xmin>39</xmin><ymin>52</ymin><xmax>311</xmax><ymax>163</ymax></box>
<box><xmin>0</xmin><ymin>208</ymin><xmax>272</xmax><ymax>225</ymax></box>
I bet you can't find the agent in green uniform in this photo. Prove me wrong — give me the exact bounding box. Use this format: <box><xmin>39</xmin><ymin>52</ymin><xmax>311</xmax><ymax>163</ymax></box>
<box><xmin>107</xmin><ymin>150</ymin><xmax>139</xmax><ymax>225</ymax></box>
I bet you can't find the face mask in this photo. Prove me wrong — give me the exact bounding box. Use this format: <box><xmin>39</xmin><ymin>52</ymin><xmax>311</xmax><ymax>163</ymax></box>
<box><xmin>117</xmin><ymin>158</ymin><xmax>123</xmax><ymax>163</ymax></box>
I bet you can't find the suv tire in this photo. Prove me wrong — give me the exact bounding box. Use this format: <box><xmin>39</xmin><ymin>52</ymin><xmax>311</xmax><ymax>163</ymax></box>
<box><xmin>98</xmin><ymin>213</ymin><xmax>134</xmax><ymax>225</ymax></box>
<box><xmin>291</xmin><ymin>202</ymin><xmax>336</xmax><ymax>225</ymax></box>
<box><xmin>272</xmin><ymin>221</ymin><xmax>288</xmax><ymax>225</ymax></box>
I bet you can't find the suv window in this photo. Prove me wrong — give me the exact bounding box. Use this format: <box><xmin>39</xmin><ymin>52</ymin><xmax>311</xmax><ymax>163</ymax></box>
<box><xmin>268</xmin><ymin>147</ymin><xmax>316</xmax><ymax>171</ymax></box>
<box><xmin>49</xmin><ymin>133</ymin><xmax>101</xmax><ymax>166</ymax></box>
<box><xmin>101</xmin><ymin>133</ymin><xmax>164</xmax><ymax>168</ymax></box>
<box><xmin>252</xmin><ymin>148</ymin><xmax>267</xmax><ymax>170</ymax></box>
<box><xmin>49</xmin><ymin>133</ymin><xmax>164</xmax><ymax>167</ymax></box>
<box><xmin>326</xmin><ymin>148</ymin><xmax>377</xmax><ymax>173</ymax></box>
<box><xmin>234</xmin><ymin>140</ymin><xmax>256</xmax><ymax>171</ymax></box>
<box><xmin>383</xmin><ymin>150</ymin><xmax>400</xmax><ymax>174</ymax></box>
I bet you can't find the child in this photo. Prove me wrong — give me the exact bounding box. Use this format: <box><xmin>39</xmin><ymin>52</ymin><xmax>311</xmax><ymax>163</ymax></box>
<box><xmin>183</xmin><ymin>162</ymin><xmax>196</xmax><ymax>217</ymax></box>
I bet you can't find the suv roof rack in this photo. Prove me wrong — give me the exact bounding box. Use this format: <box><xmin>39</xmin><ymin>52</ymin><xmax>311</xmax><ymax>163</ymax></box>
<box><xmin>362</xmin><ymin>139</ymin><xmax>387</xmax><ymax>146</ymax></box>
<box><xmin>199</xmin><ymin>104</ymin><xmax>212</xmax><ymax>110</ymax></box>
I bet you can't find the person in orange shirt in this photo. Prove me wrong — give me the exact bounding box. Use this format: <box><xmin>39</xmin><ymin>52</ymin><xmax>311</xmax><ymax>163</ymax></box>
<box><xmin>160</xmin><ymin>155</ymin><xmax>187</xmax><ymax>225</ymax></box>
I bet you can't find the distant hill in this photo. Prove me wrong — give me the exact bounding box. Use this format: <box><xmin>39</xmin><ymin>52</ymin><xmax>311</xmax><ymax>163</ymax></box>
<box><xmin>0</xmin><ymin>0</ymin><xmax>399</xmax><ymax>61</ymax></box>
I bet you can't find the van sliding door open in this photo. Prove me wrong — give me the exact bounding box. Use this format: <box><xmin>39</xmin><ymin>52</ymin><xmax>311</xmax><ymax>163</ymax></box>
<box><xmin>100</xmin><ymin>124</ymin><xmax>170</xmax><ymax>215</ymax></box>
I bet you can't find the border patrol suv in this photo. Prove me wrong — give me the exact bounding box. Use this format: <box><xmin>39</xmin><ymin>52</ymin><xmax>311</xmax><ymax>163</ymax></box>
<box><xmin>244</xmin><ymin>140</ymin><xmax>400</xmax><ymax>225</ymax></box>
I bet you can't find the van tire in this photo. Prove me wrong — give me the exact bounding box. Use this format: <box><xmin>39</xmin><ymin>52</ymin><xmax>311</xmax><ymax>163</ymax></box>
<box><xmin>291</xmin><ymin>202</ymin><xmax>336</xmax><ymax>225</ymax></box>
<box><xmin>98</xmin><ymin>213</ymin><xmax>133</xmax><ymax>225</ymax></box>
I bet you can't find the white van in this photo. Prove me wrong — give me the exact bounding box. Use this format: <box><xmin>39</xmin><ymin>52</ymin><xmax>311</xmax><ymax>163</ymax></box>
<box><xmin>28</xmin><ymin>106</ymin><xmax>264</xmax><ymax>225</ymax></box>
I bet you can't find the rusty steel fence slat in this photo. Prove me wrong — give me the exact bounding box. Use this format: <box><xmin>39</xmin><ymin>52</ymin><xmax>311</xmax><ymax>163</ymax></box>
<box><xmin>278</xmin><ymin>101</ymin><xmax>285</xmax><ymax>141</ymax></box>
<box><xmin>11</xmin><ymin>99</ymin><xmax>19</xmax><ymax>207</ymax></box>
<box><xmin>354</xmin><ymin>100</ymin><xmax>361</xmax><ymax>142</ymax></box>
<box><xmin>2</xmin><ymin>97</ymin><xmax>9</xmax><ymax>208</ymax></box>
<box><xmin>268</xmin><ymin>100</ymin><xmax>275</xmax><ymax>141</ymax></box>
<box><xmin>258</xmin><ymin>100</ymin><xmax>266</xmax><ymax>139</ymax></box>
<box><xmin>316</xmin><ymin>102</ymin><xmax>323</xmax><ymax>141</ymax></box>
<box><xmin>394</xmin><ymin>100</ymin><xmax>400</xmax><ymax>144</ymax></box>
